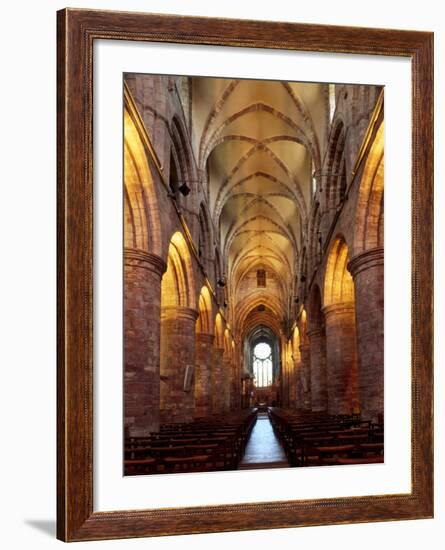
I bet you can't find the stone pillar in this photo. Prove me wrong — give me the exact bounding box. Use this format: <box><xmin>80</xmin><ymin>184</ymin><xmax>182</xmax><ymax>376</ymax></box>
<box><xmin>290</xmin><ymin>356</ymin><xmax>301</xmax><ymax>409</ymax></box>
<box><xmin>294</xmin><ymin>359</ymin><xmax>303</xmax><ymax>409</ymax></box>
<box><xmin>284</xmin><ymin>359</ymin><xmax>291</xmax><ymax>408</ymax></box>
<box><xmin>348</xmin><ymin>247</ymin><xmax>384</xmax><ymax>422</ymax></box>
<box><xmin>241</xmin><ymin>378</ymin><xmax>247</xmax><ymax>409</ymax></box>
<box><xmin>323</xmin><ymin>303</ymin><xmax>359</xmax><ymax>415</ymax></box>
<box><xmin>299</xmin><ymin>344</ymin><xmax>312</xmax><ymax>410</ymax></box>
<box><xmin>231</xmin><ymin>355</ymin><xmax>242</xmax><ymax>410</ymax></box>
<box><xmin>212</xmin><ymin>347</ymin><xmax>225</xmax><ymax>414</ymax></box>
<box><xmin>160</xmin><ymin>306</ymin><xmax>199</xmax><ymax>424</ymax></box>
<box><xmin>280</xmin><ymin>361</ymin><xmax>287</xmax><ymax>408</ymax></box>
<box><xmin>288</xmin><ymin>361</ymin><xmax>295</xmax><ymax>409</ymax></box>
<box><xmin>230</xmin><ymin>361</ymin><xmax>237</xmax><ymax>410</ymax></box>
<box><xmin>124</xmin><ymin>249</ymin><xmax>166</xmax><ymax>437</ymax></box>
<box><xmin>307</xmin><ymin>329</ymin><xmax>328</xmax><ymax>412</ymax></box>
<box><xmin>221</xmin><ymin>354</ymin><xmax>231</xmax><ymax>412</ymax></box>
<box><xmin>194</xmin><ymin>332</ymin><xmax>214</xmax><ymax>418</ymax></box>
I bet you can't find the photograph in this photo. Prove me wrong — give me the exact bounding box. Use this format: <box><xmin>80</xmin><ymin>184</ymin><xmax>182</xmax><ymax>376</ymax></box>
<box><xmin>123</xmin><ymin>73</ymin><xmax>384</xmax><ymax>476</ymax></box>
<box><xmin>53</xmin><ymin>6</ymin><xmax>433</xmax><ymax>542</ymax></box>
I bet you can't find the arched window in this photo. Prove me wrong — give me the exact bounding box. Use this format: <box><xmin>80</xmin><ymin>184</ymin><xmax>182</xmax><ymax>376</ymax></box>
<box><xmin>252</xmin><ymin>342</ymin><xmax>273</xmax><ymax>387</ymax></box>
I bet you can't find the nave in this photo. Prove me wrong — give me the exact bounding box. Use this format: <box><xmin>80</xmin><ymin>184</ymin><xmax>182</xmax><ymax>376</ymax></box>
<box><xmin>123</xmin><ymin>73</ymin><xmax>385</xmax><ymax>475</ymax></box>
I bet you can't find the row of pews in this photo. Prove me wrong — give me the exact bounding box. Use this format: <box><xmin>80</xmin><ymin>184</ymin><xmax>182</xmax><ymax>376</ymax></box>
<box><xmin>124</xmin><ymin>409</ymin><xmax>258</xmax><ymax>475</ymax></box>
<box><xmin>268</xmin><ymin>408</ymin><xmax>384</xmax><ymax>467</ymax></box>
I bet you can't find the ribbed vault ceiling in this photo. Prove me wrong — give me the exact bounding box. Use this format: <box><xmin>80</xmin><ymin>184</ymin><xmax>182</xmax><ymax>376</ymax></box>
<box><xmin>190</xmin><ymin>77</ymin><xmax>328</xmax><ymax>334</ymax></box>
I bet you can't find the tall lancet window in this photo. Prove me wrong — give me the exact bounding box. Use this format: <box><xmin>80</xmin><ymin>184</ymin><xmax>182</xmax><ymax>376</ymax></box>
<box><xmin>252</xmin><ymin>342</ymin><xmax>273</xmax><ymax>387</ymax></box>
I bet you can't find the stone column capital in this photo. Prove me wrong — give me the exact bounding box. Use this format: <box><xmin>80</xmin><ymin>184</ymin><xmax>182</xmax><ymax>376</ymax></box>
<box><xmin>161</xmin><ymin>305</ymin><xmax>199</xmax><ymax>322</ymax></box>
<box><xmin>307</xmin><ymin>328</ymin><xmax>324</xmax><ymax>339</ymax></box>
<box><xmin>348</xmin><ymin>247</ymin><xmax>384</xmax><ymax>278</ymax></box>
<box><xmin>124</xmin><ymin>247</ymin><xmax>167</xmax><ymax>277</ymax></box>
<box><xmin>196</xmin><ymin>332</ymin><xmax>215</xmax><ymax>344</ymax></box>
<box><xmin>322</xmin><ymin>301</ymin><xmax>355</xmax><ymax>318</ymax></box>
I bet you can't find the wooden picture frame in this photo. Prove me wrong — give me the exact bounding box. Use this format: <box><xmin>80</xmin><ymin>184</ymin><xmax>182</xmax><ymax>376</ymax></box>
<box><xmin>57</xmin><ymin>8</ymin><xmax>434</xmax><ymax>542</ymax></box>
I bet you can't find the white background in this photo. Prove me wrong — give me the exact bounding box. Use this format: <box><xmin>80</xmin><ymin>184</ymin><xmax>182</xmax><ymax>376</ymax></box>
<box><xmin>0</xmin><ymin>0</ymin><xmax>442</xmax><ymax>549</ymax></box>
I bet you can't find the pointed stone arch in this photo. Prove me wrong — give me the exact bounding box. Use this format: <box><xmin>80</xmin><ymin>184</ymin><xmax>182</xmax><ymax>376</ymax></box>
<box><xmin>353</xmin><ymin>122</ymin><xmax>384</xmax><ymax>256</ymax></box>
<box><xmin>159</xmin><ymin>232</ymin><xmax>198</xmax><ymax>423</ymax></box>
<box><xmin>324</xmin><ymin>236</ymin><xmax>354</xmax><ymax>307</ymax></box>
<box><xmin>161</xmin><ymin>231</ymin><xmax>197</xmax><ymax>310</ymax></box>
<box><xmin>196</xmin><ymin>286</ymin><xmax>214</xmax><ymax>335</ymax></box>
<box><xmin>323</xmin><ymin>236</ymin><xmax>359</xmax><ymax>415</ymax></box>
<box><xmin>195</xmin><ymin>285</ymin><xmax>215</xmax><ymax>417</ymax></box>
<box><xmin>214</xmin><ymin>312</ymin><xmax>225</xmax><ymax>349</ymax></box>
<box><xmin>124</xmin><ymin>108</ymin><xmax>162</xmax><ymax>255</ymax></box>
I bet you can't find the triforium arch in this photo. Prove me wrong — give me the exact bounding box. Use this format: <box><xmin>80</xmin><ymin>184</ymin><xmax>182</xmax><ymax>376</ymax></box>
<box><xmin>323</xmin><ymin>236</ymin><xmax>359</xmax><ymax>415</ymax></box>
<box><xmin>214</xmin><ymin>246</ymin><xmax>224</xmax><ymax>304</ymax></box>
<box><xmin>307</xmin><ymin>202</ymin><xmax>322</xmax><ymax>276</ymax></box>
<box><xmin>168</xmin><ymin>115</ymin><xmax>197</xmax><ymax>203</ymax></box>
<box><xmin>325</xmin><ymin>118</ymin><xmax>347</xmax><ymax>211</ymax></box>
<box><xmin>197</xmin><ymin>202</ymin><xmax>213</xmax><ymax>276</ymax></box>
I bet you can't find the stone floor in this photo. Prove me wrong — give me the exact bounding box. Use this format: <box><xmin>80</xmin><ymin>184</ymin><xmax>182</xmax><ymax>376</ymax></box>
<box><xmin>238</xmin><ymin>414</ymin><xmax>289</xmax><ymax>469</ymax></box>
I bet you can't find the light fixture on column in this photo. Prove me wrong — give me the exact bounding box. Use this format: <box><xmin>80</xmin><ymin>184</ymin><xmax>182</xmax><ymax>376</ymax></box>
<box><xmin>178</xmin><ymin>182</ymin><xmax>191</xmax><ymax>196</ymax></box>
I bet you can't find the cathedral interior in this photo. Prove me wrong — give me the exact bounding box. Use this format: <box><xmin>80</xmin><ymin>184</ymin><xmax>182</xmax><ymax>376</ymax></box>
<box><xmin>123</xmin><ymin>74</ymin><xmax>384</xmax><ymax>475</ymax></box>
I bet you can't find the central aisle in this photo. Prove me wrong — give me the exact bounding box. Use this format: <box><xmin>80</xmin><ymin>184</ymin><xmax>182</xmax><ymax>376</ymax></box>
<box><xmin>238</xmin><ymin>414</ymin><xmax>289</xmax><ymax>469</ymax></box>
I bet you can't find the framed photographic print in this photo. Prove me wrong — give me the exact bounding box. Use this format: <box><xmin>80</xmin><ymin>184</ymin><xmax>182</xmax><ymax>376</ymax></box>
<box><xmin>57</xmin><ymin>8</ymin><xmax>433</xmax><ymax>542</ymax></box>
